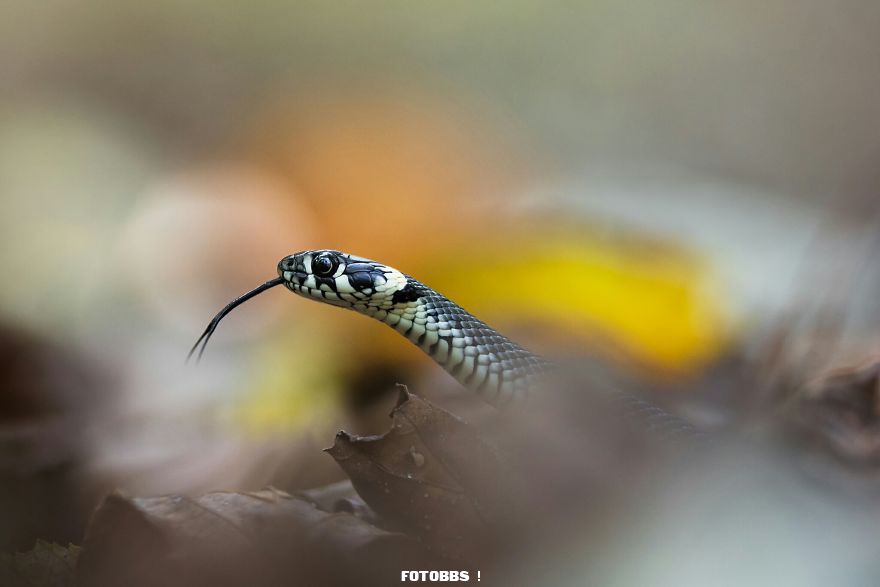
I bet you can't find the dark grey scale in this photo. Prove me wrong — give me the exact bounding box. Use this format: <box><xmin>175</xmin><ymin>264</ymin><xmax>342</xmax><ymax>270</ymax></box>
<box><xmin>388</xmin><ymin>279</ymin><xmax>553</xmax><ymax>404</ymax></box>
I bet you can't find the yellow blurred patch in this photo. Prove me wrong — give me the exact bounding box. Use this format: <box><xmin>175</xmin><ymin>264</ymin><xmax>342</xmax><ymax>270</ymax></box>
<box><xmin>228</xmin><ymin>332</ymin><xmax>341</xmax><ymax>432</ymax></box>
<box><xmin>413</xmin><ymin>226</ymin><xmax>731</xmax><ymax>374</ymax></box>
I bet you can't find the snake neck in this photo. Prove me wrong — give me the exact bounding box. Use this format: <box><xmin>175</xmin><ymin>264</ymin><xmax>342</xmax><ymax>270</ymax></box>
<box><xmin>361</xmin><ymin>278</ymin><xmax>552</xmax><ymax>405</ymax></box>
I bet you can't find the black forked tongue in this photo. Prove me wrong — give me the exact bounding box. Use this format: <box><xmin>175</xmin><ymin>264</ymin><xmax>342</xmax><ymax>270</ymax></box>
<box><xmin>187</xmin><ymin>277</ymin><xmax>285</xmax><ymax>363</ymax></box>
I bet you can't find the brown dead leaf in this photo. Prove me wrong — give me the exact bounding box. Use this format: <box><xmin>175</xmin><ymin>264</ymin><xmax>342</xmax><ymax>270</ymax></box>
<box><xmin>296</xmin><ymin>479</ymin><xmax>380</xmax><ymax>525</ymax></box>
<box><xmin>0</xmin><ymin>323</ymin><xmax>109</xmax><ymax>551</ymax></box>
<box><xmin>0</xmin><ymin>540</ymin><xmax>79</xmax><ymax>587</ymax></box>
<box><xmin>325</xmin><ymin>387</ymin><xmax>519</xmax><ymax>561</ymax></box>
<box><xmin>76</xmin><ymin>487</ymin><xmax>431</xmax><ymax>587</ymax></box>
<box><xmin>794</xmin><ymin>361</ymin><xmax>880</xmax><ymax>463</ymax></box>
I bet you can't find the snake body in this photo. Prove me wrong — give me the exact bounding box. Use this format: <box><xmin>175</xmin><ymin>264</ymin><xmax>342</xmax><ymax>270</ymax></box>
<box><xmin>277</xmin><ymin>249</ymin><xmax>552</xmax><ymax>405</ymax></box>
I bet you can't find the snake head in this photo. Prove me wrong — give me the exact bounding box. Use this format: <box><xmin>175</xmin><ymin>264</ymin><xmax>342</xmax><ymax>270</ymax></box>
<box><xmin>277</xmin><ymin>249</ymin><xmax>409</xmax><ymax>310</ymax></box>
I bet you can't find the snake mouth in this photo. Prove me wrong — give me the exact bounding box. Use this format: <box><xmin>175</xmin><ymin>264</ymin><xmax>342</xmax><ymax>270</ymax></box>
<box><xmin>279</xmin><ymin>269</ymin><xmax>303</xmax><ymax>285</ymax></box>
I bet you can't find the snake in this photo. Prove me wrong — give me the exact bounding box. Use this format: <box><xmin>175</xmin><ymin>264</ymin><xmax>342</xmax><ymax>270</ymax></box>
<box><xmin>190</xmin><ymin>248</ymin><xmax>702</xmax><ymax>443</ymax></box>
<box><xmin>189</xmin><ymin>249</ymin><xmax>553</xmax><ymax>406</ymax></box>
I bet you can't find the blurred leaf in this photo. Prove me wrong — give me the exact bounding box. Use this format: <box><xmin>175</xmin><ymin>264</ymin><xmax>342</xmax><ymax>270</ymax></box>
<box><xmin>76</xmin><ymin>488</ymin><xmax>431</xmax><ymax>587</ymax></box>
<box><xmin>793</xmin><ymin>361</ymin><xmax>880</xmax><ymax>463</ymax></box>
<box><xmin>0</xmin><ymin>324</ymin><xmax>104</xmax><ymax>551</ymax></box>
<box><xmin>0</xmin><ymin>540</ymin><xmax>79</xmax><ymax>587</ymax></box>
<box><xmin>295</xmin><ymin>480</ymin><xmax>379</xmax><ymax>524</ymax></box>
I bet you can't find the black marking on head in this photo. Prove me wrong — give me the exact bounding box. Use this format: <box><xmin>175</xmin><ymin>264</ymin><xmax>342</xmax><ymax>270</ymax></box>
<box><xmin>279</xmin><ymin>256</ymin><xmax>296</xmax><ymax>272</ymax></box>
<box><xmin>348</xmin><ymin>271</ymin><xmax>373</xmax><ymax>291</ymax></box>
<box><xmin>345</xmin><ymin>263</ymin><xmax>376</xmax><ymax>273</ymax></box>
<box><xmin>316</xmin><ymin>276</ymin><xmax>337</xmax><ymax>291</ymax></box>
<box><xmin>391</xmin><ymin>282</ymin><xmax>421</xmax><ymax>305</ymax></box>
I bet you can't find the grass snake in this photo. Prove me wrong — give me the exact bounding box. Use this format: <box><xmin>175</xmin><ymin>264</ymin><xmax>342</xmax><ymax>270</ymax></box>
<box><xmin>190</xmin><ymin>247</ymin><xmax>703</xmax><ymax>446</ymax></box>
<box><xmin>190</xmin><ymin>249</ymin><xmax>553</xmax><ymax>407</ymax></box>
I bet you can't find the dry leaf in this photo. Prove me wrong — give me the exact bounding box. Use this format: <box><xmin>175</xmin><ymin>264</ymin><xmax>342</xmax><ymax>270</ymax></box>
<box><xmin>325</xmin><ymin>387</ymin><xmax>519</xmax><ymax>561</ymax></box>
<box><xmin>76</xmin><ymin>488</ymin><xmax>431</xmax><ymax>587</ymax></box>
<box><xmin>794</xmin><ymin>361</ymin><xmax>880</xmax><ymax>463</ymax></box>
<box><xmin>296</xmin><ymin>479</ymin><xmax>380</xmax><ymax>524</ymax></box>
<box><xmin>0</xmin><ymin>540</ymin><xmax>79</xmax><ymax>587</ymax></box>
<box><xmin>0</xmin><ymin>324</ymin><xmax>107</xmax><ymax>551</ymax></box>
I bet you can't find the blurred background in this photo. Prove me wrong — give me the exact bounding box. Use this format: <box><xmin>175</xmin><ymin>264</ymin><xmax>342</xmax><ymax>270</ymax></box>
<box><xmin>2</xmin><ymin>0</ymin><xmax>880</xmax><ymax>583</ymax></box>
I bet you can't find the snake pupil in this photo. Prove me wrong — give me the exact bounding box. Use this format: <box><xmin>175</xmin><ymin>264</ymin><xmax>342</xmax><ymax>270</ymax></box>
<box><xmin>313</xmin><ymin>254</ymin><xmax>336</xmax><ymax>276</ymax></box>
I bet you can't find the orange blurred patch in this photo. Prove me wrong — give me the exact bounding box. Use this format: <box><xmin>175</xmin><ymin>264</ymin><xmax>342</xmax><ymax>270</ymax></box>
<box><xmin>120</xmin><ymin>164</ymin><xmax>318</xmax><ymax>333</ymax></box>
<box><xmin>247</xmin><ymin>80</ymin><xmax>532</xmax><ymax>257</ymax></box>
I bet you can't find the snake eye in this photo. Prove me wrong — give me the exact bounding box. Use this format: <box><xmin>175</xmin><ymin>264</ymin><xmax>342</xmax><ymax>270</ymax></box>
<box><xmin>312</xmin><ymin>253</ymin><xmax>338</xmax><ymax>277</ymax></box>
